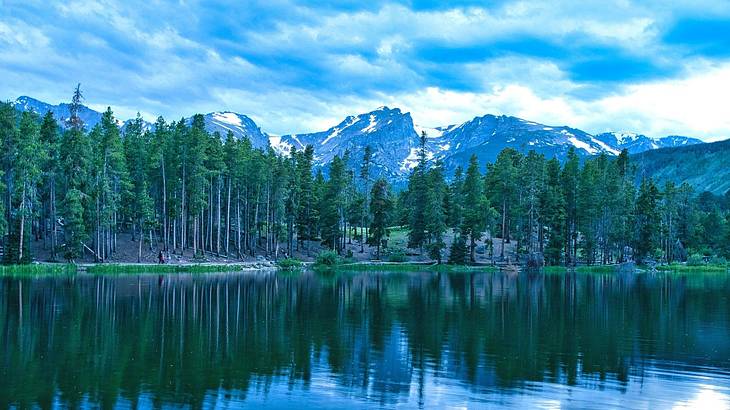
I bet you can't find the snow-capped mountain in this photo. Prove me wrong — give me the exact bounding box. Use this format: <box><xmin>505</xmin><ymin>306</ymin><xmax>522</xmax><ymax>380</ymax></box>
<box><xmin>10</xmin><ymin>96</ymin><xmax>709</xmax><ymax>181</ymax></box>
<box><xmin>273</xmin><ymin>109</ymin><xmax>708</xmax><ymax>181</ymax></box>
<box><xmin>277</xmin><ymin>106</ymin><xmax>422</xmax><ymax>180</ymax></box>
<box><xmin>594</xmin><ymin>132</ymin><xmax>702</xmax><ymax>154</ymax></box>
<box><xmin>431</xmin><ymin>115</ymin><xmax>620</xmax><ymax>173</ymax></box>
<box><xmin>12</xmin><ymin>97</ymin><xmax>268</xmax><ymax>148</ymax></box>
<box><xmin>12</xmin><ymin>96</ymin><xmax>104</xmax><ymax>130</ymax></box>
<box><xmin>203</xmin><ymin>111</ymin><xmax>269</xmax><ymax>148</ymax></box>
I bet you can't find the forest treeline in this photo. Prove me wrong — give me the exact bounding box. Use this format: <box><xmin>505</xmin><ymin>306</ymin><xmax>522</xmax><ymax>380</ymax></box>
<box><xmin>1</xmin><ymin>87</ymin><xmax>729</xmax><ymax>265</ymax></box>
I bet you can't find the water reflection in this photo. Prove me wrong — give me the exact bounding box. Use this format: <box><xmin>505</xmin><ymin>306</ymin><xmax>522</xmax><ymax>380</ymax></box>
<box><xmin>2</xmin><ymin>270</ymin><xmax>730</xmax><ymax>408</ymax></box>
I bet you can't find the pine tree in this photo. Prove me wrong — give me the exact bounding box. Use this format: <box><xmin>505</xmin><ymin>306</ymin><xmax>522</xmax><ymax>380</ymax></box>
<box><xmin>321</xmin><ymin>155</ymin><xmax>346</xmax><ymax>251</ymax></box>
<box><xmin>424</xmin><ymin>163</ymin><xmax>447</xmax><ymax>263</ymax></box>
<box><xmin>295</xmin><ymin>145</ymin><xmax>315</xmax><ymax>254</ymax></box>
<box><xmin>60</xmin><ymin>87</ymin><xmax>91</xmax><ymax>262</ymax></box>
<box><xmin>359</xmin><ymin>145</ymin><xmax>373</xmax><ymax>252</ymax></box>
<box><xmin>448</xmin><ymin>235</ymin><xmax>468</xmax><ymax>265</ymax></box>
<box><xmin>634</xmin><ymin>178</ymin><xmax>660</xmax><ymax>262</ymax></box>
<box><xmin>368</xmin><ymin>178</ymin><xmax>391</xmax><ymax>259</ymax></box>
<box><xmin>561</xmin><ymin>148</ymin><xmax>580</xmax><ymax>265</ymax></box>
<box><xmin>125</xmin><ymin>115</ymin><xmax>155</xmax><ymax>262</ymax></box>
<box><xmin>6</xmin><ymin>112</ymin><xmax>44</xmax><ymax>263</ymax></box>
<box><xmin>540</xmin><ymin>158</ymin><xmax>565</xmax><ymax>265</ymax></box>
<box><xmin>407</xmin><ymin>131</ymin><xmax>429</xmax><ymax>251</ymax></box>
<box><xmin>485</xmin><ymin>148</ymin><xmax>519</xmax><ymax>261</ymax></box>
<box><xmin>40</xmin><ymin>111</ymin><xmax>60</xmax><ymax>260</ymax></box>
<box><xmin>462</xmin><ymin>154</ymin><xmax>486</xmax><ymax>263</ymax></box>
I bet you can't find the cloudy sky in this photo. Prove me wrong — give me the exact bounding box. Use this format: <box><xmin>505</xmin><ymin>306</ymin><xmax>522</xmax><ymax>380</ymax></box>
<box><xmin>1</xmin><ymin>0</ymin><xmax>730</xmax><ymax>140</ymax></box>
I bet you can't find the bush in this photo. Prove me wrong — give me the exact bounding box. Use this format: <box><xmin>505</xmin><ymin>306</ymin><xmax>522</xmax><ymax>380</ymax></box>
<box><xmin>448</xmin><ymin>236</ymin><xmax>468</xmax><ymax>265</ymax></box>
<box><xmin>427</xmin><ymin>242</ymin><xmax>445</xmax><ymax>263</ymax></box>
<box><xmin>387</xmin><ymin>249</ymin><xmax>407</xmax><ymax>262</ymax></box>
<box><xmin>315</xmin><ymin>250</ymin><xmax>340</xmax><ymax>266</ymax></box>
<box><xmin>277</xmin><ymin>258</ymin><xmax>303</xmax><ymax>270</ymax></box>
<box><xmin>710</xmin><ymin>256</ymin><xmax>728</xmax><ymax>266</ymax></box>
<box><xmin>687</xmin><ymin>254</ymin><xmax>705</xmax><ymax>266</ymax></box>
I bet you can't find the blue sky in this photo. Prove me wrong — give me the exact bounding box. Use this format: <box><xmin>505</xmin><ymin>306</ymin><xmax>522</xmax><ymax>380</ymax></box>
<box><xmin>1</xmin><ymin>0</ymin><xmax>730</xmax><ymax>140</ymax></box>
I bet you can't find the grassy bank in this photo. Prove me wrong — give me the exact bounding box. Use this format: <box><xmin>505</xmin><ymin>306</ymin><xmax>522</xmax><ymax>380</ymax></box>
<box><xmin>656</xmin><ymin>263</ymin><xmax>729</xmax><ymax>272</ymax></box>
<box><xmin>0</xmin><ymin>262</ymin><xmax>277</xmax><ymax>276</ymax></box>
<box><xmin>315</xmin><ymin>262</ymin><xmax>497</xmax><ymax>273</ymax></box>
<box><xmin>85</xmin><ymin>263</ymin><xmax>274</xmax><ymax>274</ymax></box>
<box><xmin>0</xmin><ymin>263</ymin><xmax>77</xmax><ymax>276</ymax></box>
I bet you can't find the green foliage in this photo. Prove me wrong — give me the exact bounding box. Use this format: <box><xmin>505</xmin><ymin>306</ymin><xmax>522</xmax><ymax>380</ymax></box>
<box><xmin>1</xmin><ymin>87</ymin><xmax>727</xmax><ymax>271</ymax></box>
<box><xmin>368</xmin><ymin>178</ymin><xmax>393</xmax><ymax>259</ymax></box>
<box><xmin>633</xmin><ymin>138</ymin><xmax>730</xmax><ymax>195</ymax></box>
<box><xmin>448</xmin><ymin>235</ymin><xmax>468</xmax><ymax>265</ymax></box>
<box><xmin>0</xmin><ymin>263</ymin><xmax>76</xmax><ymax>276</ymax></box>
<box><xmin>315</xmin><ymin>250</ymin><xmax>341</xmax><ymax>266</ymax></box>
<box><xmin>687</xmin><ymin>254</ymin><xmax>705</xmax><ymax>266</ymax></box>
<box><xmin>387</xmin><ymin>249</ymin><xmax>407</xmax><ymax>262</ymax></box>
<box><xmin>277</xmin><ymin>258</ymin><xmax>303</xmax><ymax>270</ymax></box>
<box><xmin>710</xmin><ymin>256</ymin><xmax>727</xmax><ymax>265</ymax></box>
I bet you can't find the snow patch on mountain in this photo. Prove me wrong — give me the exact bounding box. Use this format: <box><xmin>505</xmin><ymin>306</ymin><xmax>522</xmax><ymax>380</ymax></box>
<box><xmin>362</xmin><ymin>114</ymin><xmax>378</xmax><ymax>133</ymax></box>
<box><xmin>269</xmin><ymin>135</ymin><xmax>292</xmax><ymax>156</ymax></box>
<box><xmin>567</xmin><ymin>136</ymin><xmax>598</xmax><ymax>154</ymax></box>
<box><xmin>400</xmin><ymin>148</ymin><xmax>434</xmax><ymax>172</ymax></box>
<box><xmin>211</xmin><ymin>112</ymin><xmax>243</xmax><ymax>127</ymax></box>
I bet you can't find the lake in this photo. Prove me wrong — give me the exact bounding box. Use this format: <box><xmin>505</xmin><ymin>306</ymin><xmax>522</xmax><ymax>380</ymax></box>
<box><xmin>2</xmin><ymin>269</ymin><xmax>730</xmax><ymax>409</ymax></box>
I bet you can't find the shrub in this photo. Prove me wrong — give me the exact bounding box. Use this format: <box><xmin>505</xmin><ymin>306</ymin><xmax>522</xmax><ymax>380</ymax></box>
<box><xmin>448</xmin><ymin>237</ymin><xmax>468</xmax><ymax>265</ymax></box>
<box><xmin>277</xmin><ymin>258</ymin><xmax>303</xmax><ymax>270</ymax></box>
<box><xmin>427</xmin><ymin>242</ymin><xmax>445</xmax><ymax>263</ymax></box>
<box><xmin>710</xmin><ymin>256</ymin><xmax>728</xmax><ymax>266</ymax></box>
<box><xmin>687</xmin><ymin>254</ymin><xmax>705</xmax><ymax>266</ymax></box>
<box><xmin>387</xmin><ymin>249</ymin><xmax>407</xmax><ymax>262</ymax></box>
<box><xmin>315</xmin><ymin>250</ymin><xmax>340</xmax><ymax>266</ymax></box>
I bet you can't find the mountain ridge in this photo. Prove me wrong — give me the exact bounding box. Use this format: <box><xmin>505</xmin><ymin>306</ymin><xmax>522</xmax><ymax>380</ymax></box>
<box><xmin>11</xmin><ymin>96</ymin><xmax>709</xmax><ymax>181</ymax></box>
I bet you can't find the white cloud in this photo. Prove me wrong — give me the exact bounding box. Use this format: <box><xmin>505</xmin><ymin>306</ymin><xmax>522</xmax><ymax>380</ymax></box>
<box><xmin>2</xmin><ymin>0</ymin><xmax>730</xmax><ymax>142</ymax></box>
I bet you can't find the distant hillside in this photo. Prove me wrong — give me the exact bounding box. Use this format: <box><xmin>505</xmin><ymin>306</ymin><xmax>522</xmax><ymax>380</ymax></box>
<box><xmin>632</xmin><ymin>138</ymin><xmax>730</xmax><ymax>195</ymax></box>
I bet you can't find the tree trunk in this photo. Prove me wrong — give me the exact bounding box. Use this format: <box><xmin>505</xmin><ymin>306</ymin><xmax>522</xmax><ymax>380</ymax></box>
<box><xmin>500</xmin><ymin>199</ymin><xmax>506</xmax><ymax>259</ymax></box>
<box><xmin>181</xmin><ymin>164</ymin><xmax>186</xmax><ymax>255</ymax></box>
<box><xmin>236</xmin><ymin>188</ymin><xmax>241</xmax><ymax>259</ymax></box>
<box><xmin>137</xmin><ymin>223</ymin><xmax>143</xmax><ymax>263</ymax></box>
<box><xmin>161</xmin><ymin>155</ymin><xmax>168</xmax><ymax>254</ymax></box>
<box><xmin>50</xmin><ymin>179</ymin><xmax>57</xmax><ymax>260</ymax></box>
<box><xmin>226</xmin><ymin>177</ymin><xmax>231</xmax><ymax>256</ymax></box>
<box><xmin>216</xmin><ymin>175</ymin><xmax>221</xmax><ymax>256</ymax></box>
<box><xmin>18</xmin><ymin>185</ymin><xmax>26</xmax><ymax>262</ymax></box>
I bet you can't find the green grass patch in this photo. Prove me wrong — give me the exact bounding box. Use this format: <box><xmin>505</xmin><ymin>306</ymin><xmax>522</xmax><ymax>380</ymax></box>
<box><xmin>0</xmin><ymin>263</ymin><xmax>77</xmax><ymax>276</ymax></box>
<box><xmin>541</xmin><ymin>266</ymin><xmax>568</xmax><ymax>274</ymax></box>
<box><xmin>327</xmin><ymin>262</ymin><xmax>496</xmax><ymax>273</ymax></box>
<box><xmin>655</xmin><ymin>263</ymin><xmax>729</xmax><ymax>272</ymax></box>
<box><xmin>575</xmin><ymin>265</ymin><xmax>619</xmax><ymax>273</ymax></box>
<box><xmin>277</xmin><ymin>258</ymin><xmax>304</xmax><ymax>271</ymax></box>
<box><xmin>85</xmin><ymin>263</ymin><xmax>263</xmax><ymax>274</ymax></box>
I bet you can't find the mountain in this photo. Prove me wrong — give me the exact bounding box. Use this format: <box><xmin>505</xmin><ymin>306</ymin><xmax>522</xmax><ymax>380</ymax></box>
<box><xmin>12</xmin><ymin>96</ymin><xmax>105</xmax><ymax>129</ymax></box>
<box><xmin>202</xmin><ymin>112</ymin><xmax>269</xmax><ymax>148</ymax></box>
<box><xmin>276</xmin><ymin>107</ymin><xmax>421</xmax><ymax>180</ymax></box>
<box><xmin>433</xmin><ymin>115</ymin><xmax>619</xmax><ymax>172</ymax></box>
<box><xmin>632</xmin><ymin>138</ymin><xmax>730</xmax><ymax>195</ymax></box>
<box><xmin>11</xmin><ymin>97</ymin><xmax>268</xmax><ymax>148</ymax></box>
<box><xmin>11</xmin><ymin>96</ymin><xmax>716</xmax><ymax>183</ymax></box>
<box><xmin>274</xmin><ymin>108</ymin><xmax>710</xmax><ymax>181</ymax></box>
<box><xmin>595</xmin><ymin>132</ymin><xmax>703</xmax><ymax>154</ymax></box>
<box><xmin>275</xmin><ymin>108</ymin><xmax>630</xmax><ymax>181</ymax></box>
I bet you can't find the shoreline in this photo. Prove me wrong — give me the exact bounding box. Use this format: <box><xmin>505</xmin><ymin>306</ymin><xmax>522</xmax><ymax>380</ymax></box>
<box><xmin>0</xmin><ymin>260</ymin><xmax>726</xmax><ymax>276</ymax></box>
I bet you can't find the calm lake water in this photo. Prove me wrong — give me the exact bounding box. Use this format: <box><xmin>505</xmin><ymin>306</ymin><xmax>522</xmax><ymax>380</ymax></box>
<box><xmin>2</xmin><ymin>270</ymin><xmax>730</xmax><ymax>409</ymax></box>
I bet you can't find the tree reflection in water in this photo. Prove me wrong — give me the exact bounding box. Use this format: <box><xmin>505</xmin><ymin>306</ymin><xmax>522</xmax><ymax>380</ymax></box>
<box><xmin>2</xmin><ymin>270</ymin><xmax>730</xmax><ymax>408</ymax></box>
